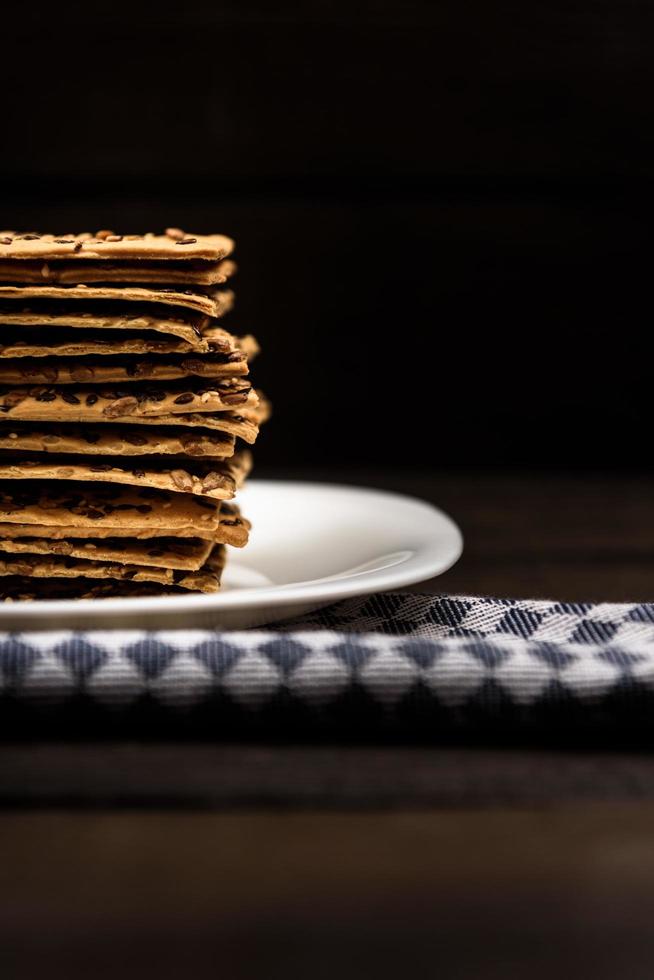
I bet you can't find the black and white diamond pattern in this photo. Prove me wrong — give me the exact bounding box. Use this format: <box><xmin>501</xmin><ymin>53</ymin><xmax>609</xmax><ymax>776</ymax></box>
<box><xmin>1</xmin><ymin>593</ymin><xmax>654</xmax><ymax>715</ymax></box>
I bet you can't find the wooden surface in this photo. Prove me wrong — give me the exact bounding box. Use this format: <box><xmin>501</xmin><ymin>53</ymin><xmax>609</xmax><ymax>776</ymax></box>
<box><xmin>2</xmin><ymin>472</ymin><xmax>654</xmax><ymax>979</ymax></box>
<box><xmin>400</xmin><ymin>470</ymin><xmax>654</xmax><ymax>602</ymax></box>
<box><xmin>4</xmin><ymin>805</ymin><xmax>654</xmax><ymax>980</ymax></box>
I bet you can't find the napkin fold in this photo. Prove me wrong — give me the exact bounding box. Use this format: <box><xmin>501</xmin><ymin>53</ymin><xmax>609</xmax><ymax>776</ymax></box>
<box><xmin>2</xmin><ymin>593</ymin><xmax>654</xmax><ymax>735</ymax></box>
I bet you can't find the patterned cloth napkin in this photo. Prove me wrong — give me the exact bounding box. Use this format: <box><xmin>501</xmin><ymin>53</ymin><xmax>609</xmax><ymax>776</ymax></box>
<box><xmin>2</xmin><ymin>593</ymin><xmax>654</xmax><ymax>734</ymax></box>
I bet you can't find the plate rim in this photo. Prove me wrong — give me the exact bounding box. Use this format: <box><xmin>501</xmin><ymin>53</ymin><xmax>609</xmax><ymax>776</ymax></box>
<box><xmin>0</xmin><ymin>479</ymin><xmax>463</xmax><ymax>620</ymax></box>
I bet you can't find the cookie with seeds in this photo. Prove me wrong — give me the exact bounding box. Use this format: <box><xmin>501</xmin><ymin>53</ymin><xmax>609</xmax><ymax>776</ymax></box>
<box><xmin>0</xmin><ymin>258</ymin><xmax>236</xmax><ymax>287</ymax></box>
<box><xmin>0</xmin><ymin>349</ymin><xmax>252</xmax><ymax>385</ymax></box>
<box><xmin>0</xmin><ymin>505</ymin><xmax>251</xmax><ymax>554</ymax></box>
<box><xmin>0</xmin><ymin>423</ymin><xmax>236</xmax><ymax>458</ymax></box>
<box><xmin>0</xmin><ymin>378</ymin><xmax>257</xmax><ymax>421</ymax></box>
<box><xmin>0</xmin><ymin>284</ymin><xmax>231</xmax><ymax>317</ymax></box>
<box><xmin>0</xmin><ymin>230</ymin><xmax>234</xmax><ymax>261</ymax></box>
<box><xmin>0</xmin><ymin>448</ymin><xmax>252</xmax><ymax>499</ymax></box>
<box><xmin>0</xmin><ymin>576</ymin><xmax>182</xmax><ymax>601</ymax></box>
<box><xmin>0</xmin><ymin>543</ymin><xmax>226</xmax><ymax>593</ymax></box>
<box><xmin>0</xmin><ymin>480</ymin><xmax>223</xmax><ymax>533</ymax></box>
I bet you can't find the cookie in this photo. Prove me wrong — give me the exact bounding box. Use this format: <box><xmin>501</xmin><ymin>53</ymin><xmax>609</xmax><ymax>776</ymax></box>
<box><xmin>0</xmin><ymin>543</ymin><xmax>226</xmax><ymax>593</ymax></box>
<box><xmin>0</xmin><ymin>534</ymin><xmax>214</xmax><ymax>571</ymax></box>
<box><xmin>0</xmin><ymin>448</ymin><xmax>252</xmax><ymax>499</ymax></box>
<box><xmin>0</xmin><ymin>504</ymin><xmax>251</xmax><ymax>551</ymax></box>
<box><xmin>0</xmin><ymin>423</ymin><xmax>236</xmax><ymax>458</ymax></box>
<box><xmin>0</xmin><ymin>321</ymin><xmax>247</xmax><ymax>363</ymax></box>
<box><xmin>81</xmin><ymin>399</ymin><xmax>268</xmax><ymax>438</ymax></box>
<box><xmin>0</xmin><ymin>304</ymin><xmax>230</xmax><ymax>351</ymax></box>
<box><xmin>0</xmin><ymin>481</ymin><xmax>222</xmax><ymax>533</ymax></box>
<box><xmin>0</xmin><ymin>258</ymin><xmax>236</xmax><ymax>287</ymax></box>
<box><xmin>0</xmin><ymin>379</ymin><xmax>257</xmax><ymax>421</ymax></box>
<box><xmin>0</xmin><ymin>349</ymin><xmax>251</xmax><ymax>385</ymax></box>
<box><xmin>0</xmin><ymin>284</ymin><xmax>230</xmax><ymax>317</ymax></box>
<box><xmin>0</xmin><ymin>231</ymin><xmax>234</xmax><ymax>262</ymax></box>
<box><xmin>0</xmin><ymin>576</ymin><xmax>182</xmax><ymax>601</ymax></box>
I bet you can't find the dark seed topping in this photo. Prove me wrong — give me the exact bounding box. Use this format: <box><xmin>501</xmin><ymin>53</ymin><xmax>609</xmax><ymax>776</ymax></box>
<box><xmin>173</xmin><ymin>392</ymin><xmax>194</xmax><ymax>404</ymax></box>
<box><xmin>103</xmin><ymin>396</ymin><xmax>139</xmax><ymax>418</ymax></box>
<box><xmin>0</xmin><ymin>237</ymin><xmax>12</xmax><ymax>245</ymax></box>
<box><xmin>61</xmin><ymin>392</ymin><xmax>81</xmax><ymax>405</ymax></box>
<box><xmin>175</xmin><ymin>237</ymin><xmax>197</xmax><ymax>245</ymax></box>
<box><xmin>74</xmin><ymin>241</ymin><xmax>83</xmax><ymax>252</ymax></box>
<box><xmin>180</xmin><ymin>359</ymin><xmax>205</xmax><ymax>374</ymax></box>
<box><xmin>86</xmin><ymin>393</ymin><xmax>98</xmax><ymax>406</ymax></box>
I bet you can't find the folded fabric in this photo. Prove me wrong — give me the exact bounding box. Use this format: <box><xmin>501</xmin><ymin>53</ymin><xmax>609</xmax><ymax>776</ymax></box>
<box><xmin>2</xmin><ymin>593</ymin><xmax>654</xmax><ymax>734</ymax></box>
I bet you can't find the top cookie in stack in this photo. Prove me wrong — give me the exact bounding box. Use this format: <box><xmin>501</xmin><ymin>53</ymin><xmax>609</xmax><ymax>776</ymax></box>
<box><xmin>0</xmin><ymin>229</ymin><xmax>266</xmax><ymax>601</ymax></box>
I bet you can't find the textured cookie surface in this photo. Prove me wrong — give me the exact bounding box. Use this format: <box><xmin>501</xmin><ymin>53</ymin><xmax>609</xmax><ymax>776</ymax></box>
<box><xmin>0</xmin><ymin>544</ymin><xmax>226</xmax><ymax>593</ymax></box>
<box><xmin>0</xmin><ymin>576</ymin><xmax>182</xmax><ymax>600</ymax></box>
<box><xmin>0</xmin><ymin>423</ymin><xmax>236</xmax><ymax>458</ymax></box>
<box><xmin>0</xmin><ymin>481</ymin><xmax>222</xmax><ymax>532</ymax></box>
<box><xmin>0</xmin><ymin>379</ymin><xmax>257</xmax><ymax>421</ymax></box>
<box><xmin>0</xmin><ymin>351</ymin><xmax>249</xmax><ymax>385</ymax></box>
<box><xmin>0</xmin><ymin>231</ymin><xmax>234</xmax><ymax>262</ymax></box>
<box><xmin>0</xmin><ymin>406</ymin><xmax>262</xmax><ymax>442</ymax></box>
<box><xmin>0</xmin><ymin>504</ymin><xmax>251</xmax><ymax>552</ymax></box>
<box><xmin>0</xmin><ymin>258</ymin><xmax>236</xmax><ymax>287</ymax></box>
<box><xmin>0</xmin><ymin>285</ymin><xmax>230</xmax><ymax>317</ymax></box>
<box><xmin>0</xmin><ymin>534</ymin><xmax>214</xmax><ymax>571</ymax></box>
<box><xmin>0</xmin><ymin>319</ymin><xmax>245</xmax><ymax>361</ymax></box>
<box><xmin>0</xmin><ymin>449</ymin><xmax>252</xmax><ymax>499</ymax></box>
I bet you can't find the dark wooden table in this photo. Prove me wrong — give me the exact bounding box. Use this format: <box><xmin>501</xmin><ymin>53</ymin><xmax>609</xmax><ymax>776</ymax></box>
<box><xmin>2</xmin><ymin>472</ymin><xmax>654</xmax><ymax>980</ymax></box>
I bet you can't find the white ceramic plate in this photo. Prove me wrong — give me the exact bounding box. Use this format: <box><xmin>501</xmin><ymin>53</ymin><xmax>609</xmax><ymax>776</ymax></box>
<box><xmin>0</xmin><ymin>480</ymin><xmax>463</xmax><ymax>631</ymax></box>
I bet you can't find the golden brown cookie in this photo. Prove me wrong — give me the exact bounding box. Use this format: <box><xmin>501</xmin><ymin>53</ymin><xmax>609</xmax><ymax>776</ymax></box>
<box><xmin>0</xmin><ymin>231</ymin><xmax>234</xmax><ymax>262</ymax></box>
<box><xmin>0</xmin><ymin>379</ymin><xmax>257</xmax><ymax>421</ymax></box>
<box><xmin>74</xmin><ymin>398</ymin><xmax>269</xmax><ymax>437</ymax></box>
<box><xmin>0</xmin><ymin>449</ymin><xmax>252</xmax><ymax>499</ymax></box>
<box><xmin>0</xmin><ymin>504</ymin><xmax>251</xmax><ymax>551</ymax></box>
<box><xmin>0</xmin><ymin>481</ymin><xmax>223</xmax><ymax>533</ymax></box>
<box><xmin>0</xmin><ymin>576</ymin><xmax>182</xmax><ymax>600</ymax></box>
<box><xmin>0</xmin><ymin>258</ymin><xmax>236</xmax><ymax>287</ymax></box>
<box><xmin>0</xmin><ymin>349</ymin><xmax>251</xmax><ymax>385</ymax></box>
<box><xmin>0</xmin><ymin>284</ymin><xmax>230</xmax><ymax>317</ymax></box>
<box><xmin>0</xmin><ymin>534</ymin><xmax>213</xmax><ymax>571</ymax></box>
<box><xmin>0</xmin><ymin>320</ymin><xmax>248</xmax><ymax>363</ymax></box>
<box><xmin>0</xmin><ymin>423</ymin><xmax>236</xmax><ymax>458</ymax></box>
<box><xmin>0</xmin><ymin>543</ymin><xmax>226</xmax><ymax>593</ymax></box>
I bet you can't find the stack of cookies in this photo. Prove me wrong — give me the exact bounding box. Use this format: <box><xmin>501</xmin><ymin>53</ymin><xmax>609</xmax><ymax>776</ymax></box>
<box><xmin>0</xmin><ymin>230</ymin><xmax>266</xmax><ymax>600</ymax></box>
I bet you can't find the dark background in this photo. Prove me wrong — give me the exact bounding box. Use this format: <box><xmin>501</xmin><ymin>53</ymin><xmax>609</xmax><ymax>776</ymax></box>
<box><xmin>1</xmin><ymin>0</ymin><xmax>652</xmax><ymax>469</ymax></box>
